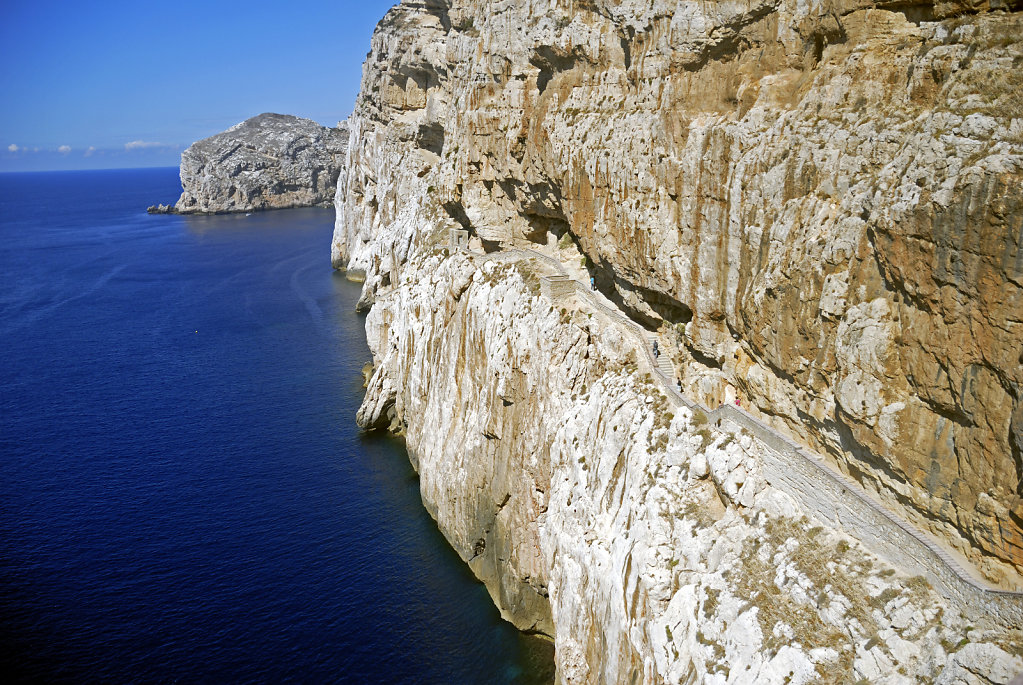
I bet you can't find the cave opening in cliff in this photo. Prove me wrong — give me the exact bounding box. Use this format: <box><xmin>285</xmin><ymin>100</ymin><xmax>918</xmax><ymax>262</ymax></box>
<box><xmin>416</xmin><ymin>122</ymin><xmax>445</xmax><ymax>156</ymax></box>
<box><xmin>442</xmin><ymin>200</ymin><xmax>472</xmax><ymax>232</ymax></box>
<box><xmin>529</xmin><ymin>45</ymin><xmax>579</xmax><ymax>95</ymax></box>
<box><xmin>887</xmin><ymin>2</ymin><xmax>937</xmax><ymax>25</ymax></box>
<box><xmin>521</xmin><ymin>213</ymin><xmax>570</xmax><ymax>246</ymax></box>
<box><xmin>587</xmin><ymin>264</ymin><xmax>694</xmax><ymax>332</ymax></box>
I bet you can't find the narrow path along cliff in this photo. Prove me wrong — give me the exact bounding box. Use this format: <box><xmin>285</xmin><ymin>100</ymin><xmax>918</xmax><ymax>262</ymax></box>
<box><xmin>332</xmin><ymin>0</ymin><xmax>1023</xmax><ymax>682</ymax></box>
<box><xmin>352</xmin><ymin>228</ymin><xmax>1023</xmax><ymax>683</ymax></box>
<box><xmin>474</xmin><ymin>238</ymin><xmax>1023</xmax><ymax>629</ymax></box>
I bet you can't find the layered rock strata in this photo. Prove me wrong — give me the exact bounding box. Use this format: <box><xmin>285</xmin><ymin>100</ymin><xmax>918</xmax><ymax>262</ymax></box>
<box><xmin>357</xmin><ymin>235</ymin><xmax>1022</xmax><ymax>682</ymax></box>
<box><xmin>168</xmin><ymin>113</ymin><xmax>348</xmax><ymax>214</ymax></box>
<box><xmin>336</xmin><ymin>0</ymin><xmax>1023</xmax><ymax>587</ymax></box>
<box><xmin>332</xmin><ymin>0</ymin><xmax>1023</xmax><ymax>681</ymax></box>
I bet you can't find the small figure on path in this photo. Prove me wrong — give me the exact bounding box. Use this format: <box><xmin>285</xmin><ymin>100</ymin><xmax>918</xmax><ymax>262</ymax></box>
<box><xmin>590</xmin><ymin>277</ymin><xmax>594</xmax><ymax>291</ymax></box>
<box><xmin>653</xmin><ymin>341</ymin><xmax>659</xmax><ymax>358</ymax></box>
<box><xmin>735</xmin><ymin>398</ymin><xmax>741</xmax><ymax>407</ymax></box>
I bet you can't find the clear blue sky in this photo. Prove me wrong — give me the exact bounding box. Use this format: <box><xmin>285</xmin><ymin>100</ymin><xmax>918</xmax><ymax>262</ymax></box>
<box><xmin>0</xmin><ymin>0</ymin><xmax>397</xmax><ymax>172</ymax></box>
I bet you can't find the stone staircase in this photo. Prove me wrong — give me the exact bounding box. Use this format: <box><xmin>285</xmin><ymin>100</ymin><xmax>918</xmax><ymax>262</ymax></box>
<box><xmin>648</xmin><ymin>335</ymin><xmax>677</xmax><ymax>385</ymax></box>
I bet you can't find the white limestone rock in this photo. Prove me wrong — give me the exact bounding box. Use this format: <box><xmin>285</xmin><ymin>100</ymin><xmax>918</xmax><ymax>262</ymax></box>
<box><xmin>173</xmin><ymin>113</ymin><xmax>348</xmax><ymax>214</ymax></box>
<box><xmin>332</xmin><ymin>0</ymin><xmax>1023</xmax><ymax>681</ymax></box>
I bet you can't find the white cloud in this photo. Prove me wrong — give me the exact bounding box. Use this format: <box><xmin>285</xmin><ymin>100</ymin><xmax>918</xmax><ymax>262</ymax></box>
<box><xmin>58</xmin><ymin>145</ymin><xmax>71</xmax><ymax>154</ymax></box>
<box><xmin>125</xmin><ymin>140</ymin><xmax>165</xmax><ymax>150</ymax></box>
<box><xmin>85</xmin><ymin>146</ymin><xmax>96</xmax><ymax>157</ymax></box>
<box><xmin>8</xmin><ymin>144</ymin><xmax>18</xmax><ymax>152</ymax></box>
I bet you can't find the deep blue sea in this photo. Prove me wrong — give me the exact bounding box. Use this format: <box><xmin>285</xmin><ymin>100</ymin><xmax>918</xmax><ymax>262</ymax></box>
<box><xmin>0</xmin><ymin>168</ymin><xmax>554</xmax><ymax>684</ymax></box>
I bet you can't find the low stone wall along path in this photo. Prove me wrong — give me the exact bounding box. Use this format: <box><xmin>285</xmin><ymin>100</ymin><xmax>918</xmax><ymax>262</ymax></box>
<box><xmin>462</xmin><ymin>240</ymin><xmax>1023</xmax><ymax>630</ymax></box>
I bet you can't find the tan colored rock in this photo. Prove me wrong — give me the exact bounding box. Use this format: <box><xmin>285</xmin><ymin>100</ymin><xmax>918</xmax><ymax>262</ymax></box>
<box><xmin>354</xmin><ymin>241</ymin><xmax>1022</xmax><ymax>683</ymax></box>
<box><xmin>333</xmin><ymin>0</ymin><xmax>1023</xmax><ymax>681</ymax></box>
<box><xmin>336</xmin><ymin>0</ymin><xmax>1023</xmax><ymax>587</ymax></box>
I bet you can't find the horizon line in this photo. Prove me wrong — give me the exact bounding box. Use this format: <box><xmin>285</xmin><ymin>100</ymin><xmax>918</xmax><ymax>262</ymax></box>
<box><xmin>0</xmin><ymin>164</ymin><xmax>181</xmax><ymax>175</ymax></box>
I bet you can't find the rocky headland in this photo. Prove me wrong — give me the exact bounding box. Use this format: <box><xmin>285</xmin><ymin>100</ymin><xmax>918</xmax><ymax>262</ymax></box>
<box><xmin>150</xmin><ymin>112</ymin><xmax>348</xmax><ymax>214</ymax></box>
<box><xmin>330</xmin><ymin>0</ymin><xmax>1023</xmax><ymax>681</ymax></box>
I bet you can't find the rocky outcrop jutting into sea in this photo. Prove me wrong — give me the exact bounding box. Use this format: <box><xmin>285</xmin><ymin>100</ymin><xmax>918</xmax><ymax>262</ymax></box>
<box><xmin>334</xmin><ymin>0</ymin><xmax>1023</xmax><ymax>681</ymax></box>
<box><xmin>164</xmin><ymin>112</ymin><xmax>348</xmax><ymax>214</ymax></box>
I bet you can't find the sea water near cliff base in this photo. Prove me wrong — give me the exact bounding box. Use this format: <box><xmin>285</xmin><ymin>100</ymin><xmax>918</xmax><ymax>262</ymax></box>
<box><xmin>0</xmin><ymin>168</ymin><xmax>555</xmax><ymax>684</ymax></box>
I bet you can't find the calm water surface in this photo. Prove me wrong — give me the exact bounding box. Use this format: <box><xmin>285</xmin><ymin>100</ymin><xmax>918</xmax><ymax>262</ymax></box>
<box><xmin>0</xmin><ymin>168</ymin><xmax>554</xmax><ymax>683</ymax></box>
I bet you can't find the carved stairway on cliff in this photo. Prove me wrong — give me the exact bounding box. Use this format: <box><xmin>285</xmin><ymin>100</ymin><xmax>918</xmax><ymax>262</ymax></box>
<box><xmin>650</xmin><ymin>336</ymin><xmax>676</xmax><ymax>386</ymax></box>
<box><xmin>459</xmin><ymin>238</ymin><xmax>1023</xmax><ymax>629</ymax></box>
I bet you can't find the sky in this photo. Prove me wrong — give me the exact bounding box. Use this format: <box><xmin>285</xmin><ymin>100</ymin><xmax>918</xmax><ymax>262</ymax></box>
<box><xmin>0</xmin><ymin>0</ymin><xmax>398</xmax><ymax>172</ymax></box>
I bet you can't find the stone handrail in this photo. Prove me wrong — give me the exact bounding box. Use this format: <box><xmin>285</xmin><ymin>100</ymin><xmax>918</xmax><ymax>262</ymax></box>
<box><xmin>470</xmin><ymin>244</ymin><xmax>1023</xmax><ymax>629</ymax></box>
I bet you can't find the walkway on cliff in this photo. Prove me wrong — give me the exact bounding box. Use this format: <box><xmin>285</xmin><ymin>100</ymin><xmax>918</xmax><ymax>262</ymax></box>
<box><xmin>463</xmin><ymin>239</ymin><xmax>1022</xmax><ymax>628</ymax></box>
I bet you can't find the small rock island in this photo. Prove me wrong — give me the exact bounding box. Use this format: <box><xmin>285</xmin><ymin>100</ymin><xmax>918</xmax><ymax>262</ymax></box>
<box><xmin>149</xmin><ymin>0</ymin><xmax>1023</xmax><ymax>681</ymax></box>
<box><xmin>150</xmin><ymin>112</ymin><xmax>348</xmax><ymax>214</ymax></box>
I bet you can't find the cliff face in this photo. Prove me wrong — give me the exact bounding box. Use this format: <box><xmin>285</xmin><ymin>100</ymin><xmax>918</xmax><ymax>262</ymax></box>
<box><xmin>355</xmin><ymin>240</ymin><xmax>1022</xmax><ymax>682</ymax></box>
<box><xmin>172</xmin><ymin>113</ymin><xmax>348</xmax><ymax>214</ymax></box>
<box><xmin>333</xmin><ymin>0</ymin><xmax>1023</xmax><ymax>681</ymax></box>
<box><xmin>336</xmin><ymin>0</ymin><xmax>1023</xmax><ymax>586</ymax></box>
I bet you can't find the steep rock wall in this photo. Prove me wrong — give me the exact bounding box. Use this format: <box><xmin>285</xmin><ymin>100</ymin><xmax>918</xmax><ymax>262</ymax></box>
<box><xmin>354</xmin><ymin>234</ymin><xmax>1022</xmax><ymax>682</ymax></box>
<box><xmin>334</xmin><ymin>0</ymin><xmax>1023</xmax><ymax>587</ymax></box>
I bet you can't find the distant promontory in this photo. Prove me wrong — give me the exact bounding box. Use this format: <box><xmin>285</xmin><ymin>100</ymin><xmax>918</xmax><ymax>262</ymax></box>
<box><xmin>150</xmin><ymin>113</ymin><xmax>348</xmax><ymax>214</ymax></box>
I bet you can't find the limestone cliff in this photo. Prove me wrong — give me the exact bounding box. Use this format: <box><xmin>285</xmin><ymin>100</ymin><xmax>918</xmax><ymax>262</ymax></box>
<box><xmin>170</xmin><ymin>113</ymin><xmax>348</xmax><ymax>214</ymax></box>
<box><xmin>333</xmin><ymin>0</ymin><xmax>1023</xmax><ymax>681</ymax></box>
<box><xmin>355</xmin><ymin>231</ymin><xmax>1022</xmax><ymax>682</ymax></box>
<box><xmin>336</xmin><ymin>0</ymin><xmax>1023</xmax><ymax>585</ymax></box>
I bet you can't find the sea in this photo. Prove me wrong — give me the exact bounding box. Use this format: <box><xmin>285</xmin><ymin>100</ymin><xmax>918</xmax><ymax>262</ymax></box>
<box><xmin>0</xmin><ymin>168</ymin><xmax>555</xmax><ymax>684</ymax></box>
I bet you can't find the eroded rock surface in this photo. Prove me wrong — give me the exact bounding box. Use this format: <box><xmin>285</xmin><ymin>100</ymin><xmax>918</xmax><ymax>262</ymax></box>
<box><xmin>333</xmin><ymin>0</ymin><xmax>1023</xmax><ymax>681</ymax></box>
<box><xmin>357</xmin><ymin>236</ymin><xmax>1022</xmax><ymax>683</ymax></box>
<box><xmin>172</xmin><ymin>113</ymin><xmax>348</xmax><ymax>214</ymax></box>
<box><xmin>336</xmin><ymin>0</ymin><xmax>1023</xmax><ymax>586</ymax></box>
